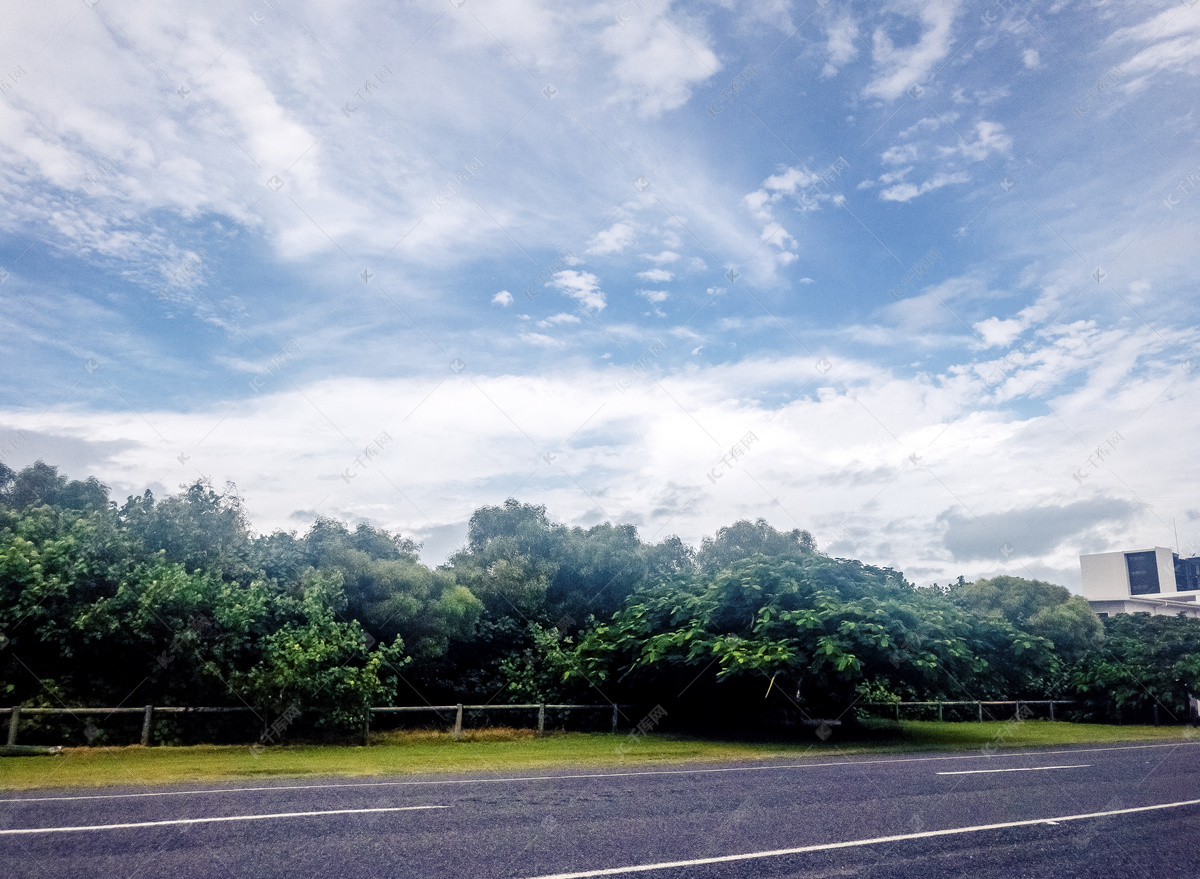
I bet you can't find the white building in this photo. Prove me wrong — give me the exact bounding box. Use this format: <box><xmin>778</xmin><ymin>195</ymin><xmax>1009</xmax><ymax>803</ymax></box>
<box><xmin>1079</xmin><ymin>547</ymin><xmax>1200</xmax><ymax>618</ymax></box>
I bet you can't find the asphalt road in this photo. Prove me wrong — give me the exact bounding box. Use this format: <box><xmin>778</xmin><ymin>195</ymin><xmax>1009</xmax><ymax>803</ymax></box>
<box><xmin>2</xmin><ymin>740</ymin><xmax>1199</xmax><ymax>878</ymax></box>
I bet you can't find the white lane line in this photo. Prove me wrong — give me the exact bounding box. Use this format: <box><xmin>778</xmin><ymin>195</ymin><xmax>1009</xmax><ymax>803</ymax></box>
<box><xmin>936</xmin><ymin>764</ymin><xmax>1092</xmax><ymax>775</ymax></box>
<box><xmin>3</xmin><ymin>740</ymin><xmax>1196</xmax><ymax>803</ymax></box>
<box><xmin>518</xmin><ymin>798</ymin><xmax>1200</xmax><ymax>879</ymax></box>
<box><xmin>0</xmin><ymin>804</ymin><xmax>446</xmax><ymax>835</ymax></box>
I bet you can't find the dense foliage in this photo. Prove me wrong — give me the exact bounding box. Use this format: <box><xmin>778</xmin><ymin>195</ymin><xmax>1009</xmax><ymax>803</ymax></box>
<box><xmin>0</xmin><ymin>460</ymin><xmax>1195</xmax><ymax>735</ymax></box>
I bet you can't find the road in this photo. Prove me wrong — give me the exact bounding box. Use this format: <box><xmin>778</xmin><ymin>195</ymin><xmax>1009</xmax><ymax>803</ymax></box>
<box><xmin>2</xmin><ymin>740</ymin><xmax>1199</xmax><ymax>878</ymax></box>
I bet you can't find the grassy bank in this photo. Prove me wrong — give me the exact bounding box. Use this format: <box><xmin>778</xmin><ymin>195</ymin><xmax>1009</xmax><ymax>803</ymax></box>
<box><xmin>0</xmin><ymin>721</ymin><xmax>1193</xmax><ymax>791</ymax></box>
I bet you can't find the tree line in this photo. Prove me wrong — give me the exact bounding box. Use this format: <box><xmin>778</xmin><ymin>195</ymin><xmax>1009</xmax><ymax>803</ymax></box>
<box><xmin>0</xmin><ymin>460</ymin><xmax>1195</xmax><ymax>737</ymax></box>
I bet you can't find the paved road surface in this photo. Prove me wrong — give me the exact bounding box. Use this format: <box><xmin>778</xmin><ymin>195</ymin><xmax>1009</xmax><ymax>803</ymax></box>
<box><xmin>2</xmin><ymin>740</ymin><xmax>1199</xmax><ymax>878</ymax></box>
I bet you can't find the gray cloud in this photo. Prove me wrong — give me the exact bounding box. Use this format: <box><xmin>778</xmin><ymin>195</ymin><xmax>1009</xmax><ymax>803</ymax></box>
<box><xmin>409</xmin><ymin>521</ymin><xmax>469</xmax><ymax>567</ymax></box>
<box><xmin>939</xmin><ymin>497</ymin><xmax>1143</xmax><ymax>562</ymax></box>
<box><xmin>0</xmin><ymin>426</ymin><xmax>136</xmax><ymax>478</ymax></box>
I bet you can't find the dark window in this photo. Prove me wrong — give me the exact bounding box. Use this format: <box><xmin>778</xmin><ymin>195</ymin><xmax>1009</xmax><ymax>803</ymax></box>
<box><xmin>1126</xmin><ymin>551</ymin><xmax>1161</xmax><ymax>595</ymax></box>
<box><xmin>1175</xmin><ymin>555</ymin><xmax>1200</xmax><ymax>592</ymax></box>
<box><xmin>1096</xmin><ymin>613</ymin><xmax>1108</xmax><ymax>618</ymax></box>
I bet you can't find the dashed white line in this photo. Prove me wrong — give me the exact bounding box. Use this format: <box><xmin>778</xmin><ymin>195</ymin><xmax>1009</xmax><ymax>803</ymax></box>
<box><xmin>518</xmin><ymin>798</ymin><xmax>1200</xmax><ymax>879</ymax></box>
<box><xmin>0</xmin><ymin>804</ymin><xmax>446</xmax><ymax>835</ymax></box>
<box><xmin>936</xmin><ymin>764</ymin><xmax>1092</xmax><ymax>775</ymax></box>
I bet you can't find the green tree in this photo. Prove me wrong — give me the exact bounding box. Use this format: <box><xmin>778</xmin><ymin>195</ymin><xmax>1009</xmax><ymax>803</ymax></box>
<box><xmin>230</xmin><ymin>570</ymin><xmax>407</xmax><ymax>729</ymax></box>
<box><xmin>573</xmin><ymin>555</ymin><xmax>1052</xmax><ymax>728</ymax></box>
<box><xmin>1070</xmin><ymin>614</ymin><xmax>1200</xmax><ymax>723</ymax></box>
<box><xmin>696</xmin><ymin>518</ymin><xmax>815</xmax><ymax>572</ymax></box>
<box><xmin>118</xmin><ymin>479</ymin><xmax>259</xmax><ymax>584</ymax></box>
<box><xmin>955</xmin><ymin>575</ymin><xmax>1102</xmax><ymax>665</ymax></box>
<box><xmin>301</xmin><ymin>517</ymin><xmax>482</xmax><ymax>658</ymax></box>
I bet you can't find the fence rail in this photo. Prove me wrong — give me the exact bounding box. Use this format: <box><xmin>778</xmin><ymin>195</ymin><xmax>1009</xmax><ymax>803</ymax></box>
<box><xmin>859</xmin><ymin>700</ymin><xmax>1077</xmax><ymax>722</ymax></box>
<box><xmin>2</xmin><ymin>702</ymin><xmax>627</xmax><ymax>747</ymax></box>
<box><xmin>5</xmin><ymin>699</ymin><xmax>1085</xmax><ymax>747</ymax></box>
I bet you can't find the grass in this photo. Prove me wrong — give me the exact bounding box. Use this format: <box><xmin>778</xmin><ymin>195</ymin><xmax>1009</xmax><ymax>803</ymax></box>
<box><xmin>0</xmin><ymin>721</ymin><xmax>1194</xmax><ymax>791</ymax></box>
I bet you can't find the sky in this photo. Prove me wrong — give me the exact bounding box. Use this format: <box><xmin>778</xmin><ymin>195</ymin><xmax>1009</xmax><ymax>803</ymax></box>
<box><xmin>0</xmin><ymin>0</ymin><xmax>1198</xmax><ymax>589</ymax></box>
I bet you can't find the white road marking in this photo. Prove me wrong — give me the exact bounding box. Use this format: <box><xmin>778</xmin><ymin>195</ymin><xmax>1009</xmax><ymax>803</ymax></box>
<box><xmin>2</xmin><ymin>739</ymin><xmax>1195</xmax><ymax>804</ymax></box>
<box><xmin>518</xmin><ymin>798</ymin><xmax>1200</xmax><ymax>879</ymax></box>
<box><xmin>0</xmin><ymin>804</ymin><xmax>446</xmax><ymax>835</ymax></box>
<box><xmin>936</xmin><ymin>764</ymin><xmax>1092</xmax><ymax>775</ymax></box>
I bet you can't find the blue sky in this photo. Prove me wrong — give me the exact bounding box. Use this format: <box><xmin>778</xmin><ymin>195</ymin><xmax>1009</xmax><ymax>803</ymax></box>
<box><xmin>1</xmin><ymin>0</ymin><xmax>1198</xmax><ymax>587</ymax></box>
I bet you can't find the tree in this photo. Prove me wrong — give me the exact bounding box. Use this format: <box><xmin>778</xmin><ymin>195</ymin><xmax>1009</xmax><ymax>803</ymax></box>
<box><xmin>548</xmin><ymin>522</ymin><xmax>648</xmax><ymax>621</ymax></box>
<box><xmin>302</xmin><ymin>518</ymin><xmax>481</xmax><ymax>658</ymax></box>
<box><xmin>1070</xmin><ymin>614</ymin><xmax>1200</xmax><ymax>723</ymax></box>
<box><xmin>118</xmin><ymin>479</ymin><xmax>258</xmax><ymax>583</ymax></box>
<box><xmin>2</xmin><ymin>461</ymin><xmax>110</xmax><ymax>512</ymax></box>
<box><xmin>572</xmin><ymin>554</ymin><xmax>1053</xmax><ymax>729</ymax></box>
<box><xmin>448</xmin><ymin>499</ymin><xmax>654</xmax><ymax>623</ymax></box>
<box><xmin>230</xmin><ymin>570</ymin><xmax>407</xmax><ymax>730</ymax></box>
<box><xmin>496</xmin><ymin>623</ymin><xmax>587</xmax><ymax>703</ymax></box>
<box><xmin>954</xmin><ymin>575</ymin><xmax>1102</xmax><ymax>664</ymax></box>
<box><xmin>645</xmin><ymin>535</ymin><xmax>696</xmax><ymax>581</ymax></box>
<box><xmin>696</xmin><ymin>518</ymin><xmax>815</xmax><ymax>572</ymax></box>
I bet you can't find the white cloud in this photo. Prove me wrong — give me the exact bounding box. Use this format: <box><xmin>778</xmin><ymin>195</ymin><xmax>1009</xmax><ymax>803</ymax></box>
<box><xmin>759</xmin><ymin>166</ymin><xmax>821</xmax><ymax>196</ymax></box>
<box><xmin>979</xmin><ymin>86</ymin><xmax>1011</xmax><ymax>105</ymax></box>
<box><xmin>537</xmin><ymin>313</ymin><xmax>581</xmax><ymax>327</ymax></box>
<box><xmin>1109</xmin><ymin>4</ymin><xmax>1200</xmax><ymax>87</ymax></box>
<box><xmin>881</xmin><ymin>143</ymin><xmax>920</xmax><ymax>165</ymax></box>
<box><xmin>871</xmin><ymin>120</ymin><xmax>1007</xmax><ymax>202</ymax></box>
<box><xmin>821</xmin><ymin>16</ymin><xmax>861</xmax><ymax>79</ymax></box>
<box><xmin>8</xmin><ymin>323</ymin><xmax>1195</xmax><ymax>586</ymax></box>
<box><xmin>518</xmin><ymin>331</ymin><xmax>563</xmax><ymax>347</ymax></box>
<box><xmin>587</xmin><ymin>221</ymin><xmax>637</xmax><ymax>255</ymax></box>
<box><xmin>549</xmin><ymin>270</ymin><xmax>606</xmax><ymax>310</ymax></box>
<box><xmin>880</xmin><ymin>171</ymin><xmax>971</xmax><ymax>202</ymax></box>
<box><xmin>1128</xmin><ymin>280</ymin><xmax>1150</xmax><ymax>303</ymax></box>
<box><xmin>951</xmin><ymin>120</ymin><xmax>1013</xmax><ymax>161</ymax></box>
<box><xmin>902</xmin><ymin>117</ymin><xmax>944</xmax><ymax>137</ymax></box>
<box><xmin>638</xmin><ymin>289</ymin><xmax>669</xmax><ymax>303</ymax></box>
<box><xmin>740</xmin><ymin>165</ymin><xmax>828</xmax><ymax>269</ymax></box>
<box><xmin>863</xmin><ymin>0</ymin><xmax>961</xmax><ymax>101</ymax></box>
<box><xmin>637</xmin><ymin>268</ymin><xmax>674</xmax><ymax>282</ymax></box>
<box><xmin>643</xmin><ymin>250</ymin><xmax>680</xmax><ymax>265</ymax></box>
<box><xmin>878</xmin><ymin>166</ymin><xmax>913</xmax><ymax>186</ymax></box>
<box><xmin>599</xmin><ymin>2</ymin><xmax>722</xmax><ymax>117</ymax></box>
<box><xmin>492</xmin><ymin>290</ymin><xmax>514</xmax><ymax>306</ymax></box>
<box><xmin>1022</xmin><ymin>48</ymin><xmax>1041</xmax><ymax>69</ymax></box>
<box><xmin>0</xmin><ymin>0</ymin><xmax>737</xmax><ymax>288</ymax></box>
<box><xmin>974</xmin><ymin>316</ymin><xmax>1024</xmax><ymax>347</ymax></box>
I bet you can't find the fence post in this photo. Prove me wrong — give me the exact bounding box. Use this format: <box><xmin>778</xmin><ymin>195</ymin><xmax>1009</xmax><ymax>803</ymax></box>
<box><xmin>895</xmin><ymin>704</ymin><xmax>900</xmax><ymax>722</ymax></box>
<box><xmin>1014</xmin><ymin>700</ymin><xmax>1021</xmax><ymax>721</ymax></box>
<box><xmin>1049</xmin><ymin>701</ymin><xmax>1055</xmax><ymax>721</ymax></box>
<box><xmin>141</xmin><ymin>705</ymin><xmax>154</xmax><ymax>747</ymax></box>
<box><xmin>6</xmin><ymin>707</ymin><xmax>18</xmax><ymax>746</ymax></box>
<box><xmin>978</xmin><ymin>702</ymin><xmax>983</xmax><ymax>723</ymax></box>
<box><xmin>1154</xmin><ymin>704</ymin><xmax>1160</xmax><ymax>727</ymax></box>
<box><xmin>938</xmin><ymin>703</ymin><xmax>943</xmax><ymax>723</ymax></box>
<box><xmin>453</xmin><ymin>703</ymin><xmax>463</xmax><ymax>740</ymax></box>
<box><xmin>611</xmin><ymin>704</ymin><xmax>618</xmax><ymax>735</ymax></box>
<box><xmin>361</xmin><ymin>714</ymin><xmax>370</xmax><ymax>746</ymax></box>
<box><xmin>537</xmin><ymin>704</ymin><xmax>545</xmax><ymax>737</ymax></box>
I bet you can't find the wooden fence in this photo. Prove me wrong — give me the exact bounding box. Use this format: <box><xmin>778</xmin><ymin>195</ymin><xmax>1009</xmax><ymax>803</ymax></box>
<box><xmin>859</xmin><ymin>700</ymin><xmax>1077</xmax><ymax>722</ymax></box>
<box><xmin>3</xmin><ymin>703</ymin><xmax>626</xmax><ymax>747</ymax></box>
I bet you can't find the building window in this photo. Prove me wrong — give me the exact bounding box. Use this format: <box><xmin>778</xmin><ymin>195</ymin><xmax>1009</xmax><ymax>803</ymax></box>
<box><xmin>1126</xmin><ymin>551</ymin><xmax>1161</xmax><ymax>595</ymax></box>
<box><xmin>1096</xmin><ymin>613</ymin><xmax>1108</xmax><ymax>618</ymax></box>
<box><xmin>1175</xmin><ymin>555</ymin><xmax>1200</xmax><ymax>592</ymax></box>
